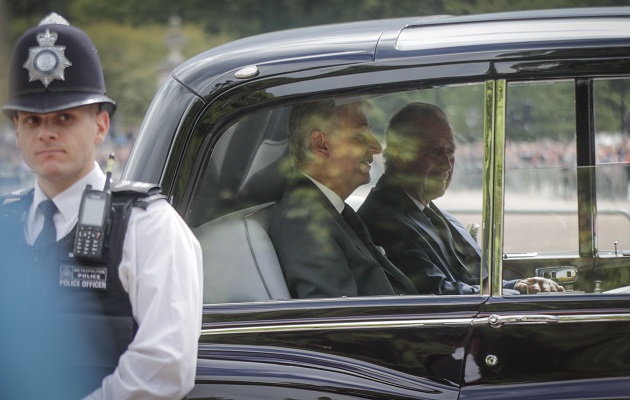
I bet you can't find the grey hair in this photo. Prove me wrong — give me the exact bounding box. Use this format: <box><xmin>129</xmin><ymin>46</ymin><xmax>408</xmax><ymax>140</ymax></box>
<box><xmin>288</xmin><ymin>99</ymin><xmax>368</xmax><ymax>170</ymax></box>
<box><xmin>383</xmin><ymin>102</ymin><xmax>452</xmax><ymax>168</ymax></box>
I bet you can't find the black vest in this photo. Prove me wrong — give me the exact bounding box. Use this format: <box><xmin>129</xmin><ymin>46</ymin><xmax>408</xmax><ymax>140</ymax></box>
<box><xmin>0</xmin><ymin>182</ymin><xmax>165</xmax><ymax>399</ymax></box>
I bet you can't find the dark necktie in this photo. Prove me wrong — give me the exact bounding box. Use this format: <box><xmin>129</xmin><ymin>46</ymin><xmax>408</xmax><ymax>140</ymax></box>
<box><xmin>423</xmin><ymin>204</ymin><xmax>483</xmax><ymax>283</ymax></box>
<box><xmin>34</xmin><ymin>199</ymin><xmax>58</xmax><ymax>247</ymax></box>
<box><xmin>422</xmin><ymin>205</ymin><xmax>454</xmax><ymax>245</ymax></box>
<box><xmin>342</xmin><ymin>204</ymin><xmax>418</xmax><ymax>295</ymax></box>
<box><xmin>423</xmin><ymin>204</ymin><xmax>468</xmax><ymax>267</ymax></box>
<box><xmin>341</xmin><ymin>204</ymin><xmax>374</xmax><ymax>250</ymax></box>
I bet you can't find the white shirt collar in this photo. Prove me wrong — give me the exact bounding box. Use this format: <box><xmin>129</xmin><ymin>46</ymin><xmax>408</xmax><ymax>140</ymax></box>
<box><xmin>27</xmin><ymin>162</ymin><xmax>106</xmax><ymax>243</ymax></box>
<box><xmin>301</xmin><ymin>172</ymin><xmax>345</xmax><ymax>214</ymax></box>
<box><xmin>405</xmin><ymin>191</ymin><xmax>427</xmax><ymax>212</ymax></box>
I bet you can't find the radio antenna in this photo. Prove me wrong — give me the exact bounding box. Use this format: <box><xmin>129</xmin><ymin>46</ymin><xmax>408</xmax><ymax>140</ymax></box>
<box><xmin>104</xmin><ymin>153</ymin><xmax>115</xmax><ymax>192</ymax></box>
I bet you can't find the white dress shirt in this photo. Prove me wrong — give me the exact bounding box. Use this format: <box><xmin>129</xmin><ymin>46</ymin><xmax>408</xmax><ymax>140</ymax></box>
<box><xmin>405</xmin><ymin>191</ymin><xmax>427</xmax><ymax>212</ymax></box>
<box><xmin>302</xmin><ymin>173</ymin><xmax>387</xmax><ymax>256</ymax></box>
<box><xmin>302</xmin><ymin>173</ymin><xmax>345</xmax><ymax>213</ymax></box>
<box><xmin>28</xmin><ymin>163</ymin><xmax>203</xmax><ymax>400</ymax></box>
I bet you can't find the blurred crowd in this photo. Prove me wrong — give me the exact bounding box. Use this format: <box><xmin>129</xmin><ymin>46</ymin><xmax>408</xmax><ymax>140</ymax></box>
<box><xmin>2</xmin><ymin>119</ymin><xmax>629</xmax><ymax>200</ymax></box>
<box><xmin>453</xmin><ymin>135</ymin><xmax>630</xmax><ymax>200</ymax></box>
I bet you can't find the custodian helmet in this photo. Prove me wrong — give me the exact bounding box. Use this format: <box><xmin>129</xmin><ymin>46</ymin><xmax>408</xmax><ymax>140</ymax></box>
<box><xmin>2</xmin><ymin>13</ymin><xmax>116</xmax><ymax>119</ymax></box>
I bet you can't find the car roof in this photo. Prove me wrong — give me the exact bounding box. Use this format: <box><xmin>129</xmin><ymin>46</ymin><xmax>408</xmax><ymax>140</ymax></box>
<box><xmin>173</xmin><ymin>7</ymin><xmax>630</xmax><ymax>99</ymax></box>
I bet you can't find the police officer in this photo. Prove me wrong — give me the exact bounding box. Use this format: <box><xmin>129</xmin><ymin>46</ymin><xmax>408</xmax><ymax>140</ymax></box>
<box><xmin>0</xmin><ymin>13</ymin><xmax>203</xmax><ymax>399</ymax></box>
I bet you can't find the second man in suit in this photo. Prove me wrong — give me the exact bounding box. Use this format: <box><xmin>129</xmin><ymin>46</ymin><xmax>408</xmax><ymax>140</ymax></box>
<box><xmin>358</xmin><ymin>102</ymin><xmax>563</xmax><ymax>295</ymax></box>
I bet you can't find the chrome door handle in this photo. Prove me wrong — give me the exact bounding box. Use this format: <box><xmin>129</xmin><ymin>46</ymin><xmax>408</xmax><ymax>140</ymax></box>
<box><xmin>488</xmin><ymin>314</ymin><xmax>559</xmax><ymax>328</ymax></box>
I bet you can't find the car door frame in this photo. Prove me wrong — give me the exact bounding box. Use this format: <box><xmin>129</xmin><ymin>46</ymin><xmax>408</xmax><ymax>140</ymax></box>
<box><xmin>179</xmin><ymin>60</ymin><xmax>498</xmax><ymax>399</ymax></box>
<box><xmin>170</xmin><ymin>51</ymin><xmax>630</xmax><ymax>399</ymax></box>
<box><xmin>462</xmin><ymin>63</ymin><xmax>630</xmax><ymax>398</ymax></box>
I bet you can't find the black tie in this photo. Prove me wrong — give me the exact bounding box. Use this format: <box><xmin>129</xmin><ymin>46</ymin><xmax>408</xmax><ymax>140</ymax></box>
<box><xmin>423</xmin><ymin>205</ymin><xmax>466</xmax><ymax>266</ymax></box>
<box><xmin>423</xmin><ymin>204</ymin><xmax>477</xmax><ymax>281</ymax></box>
<box><xmin>341</xmin><ymin>204</ymin><xmax>373</xmax><ymax>250</ymax></box>
<box><xmin>342</xmin><ymin>204</ymin><xmax>418</xmax><ymax>295</ymax></box>
<box><xmin>34</xmin><ymin>199</ymin><xmax>58</xmax><ymax>247</ymax></box>
<box><xmin>422</xmin><ymin>204</ymin><xmax>455</xmax><ymax>245</ymax></box>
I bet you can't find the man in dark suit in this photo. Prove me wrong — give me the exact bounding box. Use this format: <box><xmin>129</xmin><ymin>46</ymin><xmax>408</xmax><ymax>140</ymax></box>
<box><xmin>269</xmin><ymin>99</ymin><xmax>418</xmax><ymax>298</ymax></box>
<box><xmin>358</xmin><ymin>102</ymin><xmax>563</xmax><ymax>295</ymax></box>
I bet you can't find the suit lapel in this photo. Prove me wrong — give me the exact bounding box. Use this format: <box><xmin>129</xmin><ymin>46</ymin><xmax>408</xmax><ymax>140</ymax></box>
<box><xmin>372</xmin><ymin>176</ymin><xmax>455</xmax><ymax>268</ymax></box>
<box><xmin>288</xmin><ymin>175</ymin><xmax>372</xmax><ymax>254</ymax></box>
<box><xmin>441</xmin><ymin>210</ymin><xmax>481</xmax><ymax>258</ymax></box>
<box><xmin>428</xmin><ymin>202</ymin><xmax>481</xmax><ymax>282</ymax></box>
<box><xmin>406</xmin><ymin>207</ymin><xmax>455</xmax><ymax>261</ymax></box>
<box><xmin>373</xmin><ymin>176</ymin><xmax>477</xmax><ymax>282</ymax></box>
<box><xmin>288</xmin><ymin>175</ymin><xmax>417</xmax><ymax>295</ymax></box>
<box><xmin>373</xmin><ymin>176</ymin><xmax>454</xmax><ymax>262</ymax></box>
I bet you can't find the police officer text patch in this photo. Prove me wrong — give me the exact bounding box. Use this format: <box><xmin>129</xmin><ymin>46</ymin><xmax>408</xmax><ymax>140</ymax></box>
<box><xmin>60</xmin><ymin>265</ymin><xmax>107</xmax><ymax>290</ymax></box>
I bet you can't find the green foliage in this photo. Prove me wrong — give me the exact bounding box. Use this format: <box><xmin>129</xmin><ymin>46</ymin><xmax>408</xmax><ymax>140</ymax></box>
<box><xmin>507</xmin><ymin>81</ymin><xmax>577</xmax><ymax>141</ymax></box>
<box><xmin>0</xmin><ymin>15</ymin><xmax>227</xmax><ymax>133</ymax></box>
<box><xmin>82</xmin><ymin>22</ymin><xmax>223</xmax><ymax>131</ymax></box>
<box><xmin>370</xmin><ymin>85</ymin><xmax>486</xmax><ymax>142</ymax></box>
<box><xmin>595</xmin><ymin>79</ymin><xmax>630</xmax><ymax>134</ymax></box>
<box><xmin>2</xmin><ymin>0</ymin><xmax>630</xmax><ymax>133</ymax></box>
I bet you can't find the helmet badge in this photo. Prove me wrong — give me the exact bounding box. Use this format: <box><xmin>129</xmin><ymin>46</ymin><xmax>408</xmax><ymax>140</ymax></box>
<box><xmin>22</xmin><ymin>29</ymin><xmax>73</xmax><ymax>88</ymax></box>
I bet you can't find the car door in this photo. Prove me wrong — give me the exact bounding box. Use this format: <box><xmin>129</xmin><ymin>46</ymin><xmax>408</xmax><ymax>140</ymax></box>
<box><xmin>173</xmin><ymin>67</ymin><xmax>497</xmax><ymax>399</ymax></box>
<box><xmin>461</xmin><ymin>74</ymin><xmax>630</xmax><ymax>399</ymax></box>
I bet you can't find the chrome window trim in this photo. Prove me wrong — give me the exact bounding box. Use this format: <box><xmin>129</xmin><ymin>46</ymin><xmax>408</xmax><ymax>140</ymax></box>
<box><xmin>482</xmin><ymin>79</ymin><xmax>508</xmax><ymax>296</ymax></box>
<box><xmin>493</xmin><ymin>80</ymin><xmax>507</xmax><ymax>295</ymax></box>
<box><xmin>201</xmin><ymin>317</ymin><xmax>475</xmax><ymax>336</ymax></box>
<box><xmin>481</xmin><ymin>80</ymin><xmax>495</xmax><ymax>296</ymax></box>
<box><xmin>557</xmin><ymin>313</ymin><xmax>630</xmax><ymax>323</ymax></box>
<box><xmin>200</xmin><ymin>313</ymin><xmax>630</xmax><ymax>336</ymax></box>
<box><xmin>396</xmin><ymin>19</ymin><xmax>630</xmax><ymax>52</ymax></box>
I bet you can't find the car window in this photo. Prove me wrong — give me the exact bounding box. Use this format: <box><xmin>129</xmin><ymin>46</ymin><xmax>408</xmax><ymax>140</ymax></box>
<box><xmin>502</xmin><ymin>78</ymin><xmax>630</xmax><ymax>294</ymax></box>
<box><xmin>503</xmin><ymin>80</ymin><xmax>578</xmax><ymax>255</ymax></box>
<box><xmin>185</xmin><ymin>73</ymin><xmax>630</xmax><ymax>303</ymax></box>
<box><xmin>593</xmin><ymin>77</ymin><xmax>630</xmax><ymax>294</ymax></box>
<box><xmin>190</xmin><ymin>84</ymin><xmax>487</xmax><ymax>303</ymax></box>
<box><xmin>594</xmin><ymin>78</ymin><xmax>630</xmax><ymax>255</ymax></box>
<box><xmin>369</xmin><ymin>84</ymin><xmax>486</xmax><ymax>241</ymax></box>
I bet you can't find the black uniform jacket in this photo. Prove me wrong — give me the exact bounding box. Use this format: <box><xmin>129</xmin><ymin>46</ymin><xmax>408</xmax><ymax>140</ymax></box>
<box><xmin>0</xmin><ymin>189</ymin><xmax>136</xmax><ymax>399</ymax></box>
<box><xmin>269</xmin><ymin>174</ymin><xmax>417</xmax><ymax>298</ymax></box>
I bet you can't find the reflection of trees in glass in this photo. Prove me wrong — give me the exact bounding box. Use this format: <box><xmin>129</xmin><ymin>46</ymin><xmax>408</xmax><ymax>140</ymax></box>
<box><xmin>595</xmin><ymin>78</ymin><xmax>630</xmax><ymax>136</ymax></box>
<box><xmin>593</xmin><ymin>79</ymin><xmax>630</xmax><ymax>200</ymax></box>
<box><xmin>368</xmin><ymin>85</ymin><xmax>486</xmax><ymax>193</ymax></box>
<box><xmin>507</xmin><ymin>80</ymin><xmax>575</xmax><ymax>142</ymax></box>
<box><xmin>370</xmin><ymin>84</ymin><xmax>485</xmax><ymax>143</ymax></box>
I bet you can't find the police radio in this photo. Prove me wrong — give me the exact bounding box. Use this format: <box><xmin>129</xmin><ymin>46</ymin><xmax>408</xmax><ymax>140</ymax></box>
<box><xmin>73</xmin><ymin>154</ymin><xmax>114</xmax><ymax>261</ymax></box>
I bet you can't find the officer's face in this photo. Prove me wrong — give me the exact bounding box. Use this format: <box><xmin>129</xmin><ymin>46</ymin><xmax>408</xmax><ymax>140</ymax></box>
<box><xmin>14</xmin><ymin>104</ymin><xmax>109</xmax><ymax>196</ymax></box>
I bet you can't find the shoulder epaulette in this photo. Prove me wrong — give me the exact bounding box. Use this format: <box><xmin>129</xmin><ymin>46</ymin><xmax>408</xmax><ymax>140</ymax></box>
<box><xmin>111</xmin><ymin>181</ymin><xmax>167</xmax><ymax>210</ymax></box>
<box><xmin>0</xmin><ymin>188</ymin><xmax>33</xmax><ymax>206</ymax></box>
<box><xmin>111</xmin><ymin>181</ymin><xmax>162</xmax><ymax>196</ymax></box>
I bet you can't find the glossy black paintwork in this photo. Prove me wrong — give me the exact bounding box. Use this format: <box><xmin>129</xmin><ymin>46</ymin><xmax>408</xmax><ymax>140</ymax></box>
<box><xmin>474</xmin><ymin>296</ymin><xmax>630</xmax><ymax>382</ymax></box>
<box><xmin>167</xmin><ymin>7</ymin><xmax>630</xmax><ymax>100</ymax></box>
<box><xmin>192</xmin><ymin>344</ymin><xmax>459</xmax><ymax>400</ymax></box>
<box><xmin>195</xmin><ymin>297</ymin><xmax>478</xmax><ymax>400</ymax></box>
<box><xmin>121</xmin><ymin>7</ymin><xmax>630</xmax><ymax>400</ymax></box>
<box><xmin>124</xmin><ymin>78</ymin><xmax>202</xmax><ymax>185</ymax></box>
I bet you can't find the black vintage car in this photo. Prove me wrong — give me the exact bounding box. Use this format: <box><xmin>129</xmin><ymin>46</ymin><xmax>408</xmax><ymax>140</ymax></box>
<box><xmin>123</xmin><ymin>7</ymin><xmax>630</xmax><ymax>399</ymax></box>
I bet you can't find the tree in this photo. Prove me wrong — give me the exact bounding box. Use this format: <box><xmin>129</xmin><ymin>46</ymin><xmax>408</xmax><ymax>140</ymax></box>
<box><xmin>3</xmin><ymin>0</ymin><xmax>629</xmax><ymax>134</ymax></box>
